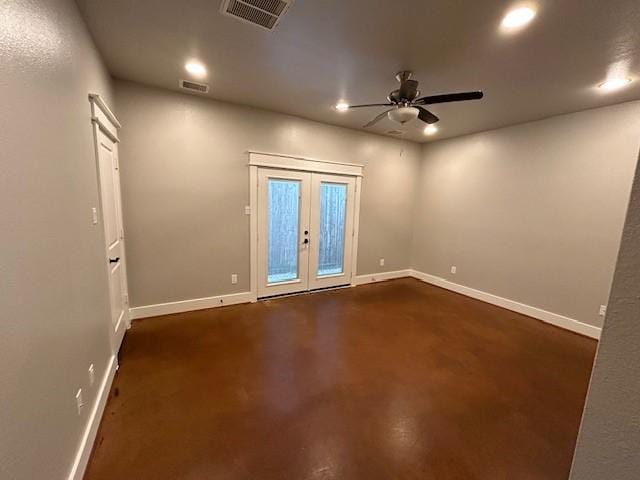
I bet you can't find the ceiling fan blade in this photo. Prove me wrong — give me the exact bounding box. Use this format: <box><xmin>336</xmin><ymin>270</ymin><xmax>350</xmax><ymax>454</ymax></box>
<box><xmin>416</xmin><ymin>107</ymin><xmax>439</xmax><ymax>124</ymax></box>
<box><xmin>399</xmin><ymin>79</ymin><xmax>419</xmax><ymax>101</ymax></box>
<box><xmin>348</xmin><ymin>103</ymin><xmax>393</xmax><ymax>109</ymax></box>
<box><xmin>416</xmin><ymin>91</ymin><xmax>484</xmax><ymax>105</ymax></box>
<box><xmin>363</xmin><ymin>108</ymin><xmax>394</xmax><ymax>128</ymax></box>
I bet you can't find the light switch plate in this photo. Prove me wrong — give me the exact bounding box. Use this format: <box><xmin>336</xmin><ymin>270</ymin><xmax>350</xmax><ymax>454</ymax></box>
<box><xmin>91</xmin><ymin>207</ymin><xmax>98</xmax><ymax>225</ymax></box>
<box><xmin>244</xmin><ymin>206</ymin><xmax>251</xmax><ymax>215</ymax></box>
<box><xmin>599</xmin><ymin>305</ymin><xmax>607</xmax><ymax>317</ymax></box>
<box><xmin>231</xmin><ymin>274</ymin><xmax>238</xmax><ymax>285</ymax></box>
<box><xmin>75</xmin><ymin>389</ymin><xmax>84</xmax><ymax>415</ymax></box>
<box><xmin>88</xmin><ymin>364</ymin><xmax>95</xmax><ymax>386</ymax></box>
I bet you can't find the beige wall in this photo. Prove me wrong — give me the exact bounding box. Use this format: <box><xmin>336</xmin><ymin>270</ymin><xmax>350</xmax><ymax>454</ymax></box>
<box><xmin>114</xmin><ymin>80</ymin><xmax>420</xmax><ymax>308</ymax></box>
<box><xmin>0</xmin><ymin>0</ymin><xmax>114</xmax><ymax>479</ymax></box>
<box><xmin>412</xmin><ymin>101</ymin><xmax>640</xmax><ymax>328</ymax></box>
<box><xmin>570</xmin><ymin>149</ymin><xmax>640</xmax><ymax>479</ymax></box>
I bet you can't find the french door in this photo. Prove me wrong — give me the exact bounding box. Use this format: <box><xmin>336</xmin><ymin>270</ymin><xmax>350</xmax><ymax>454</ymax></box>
<box><xmin>257</xmin><ymin>168</ymin><xmax>356</xmax><ymax>298</ymax></box>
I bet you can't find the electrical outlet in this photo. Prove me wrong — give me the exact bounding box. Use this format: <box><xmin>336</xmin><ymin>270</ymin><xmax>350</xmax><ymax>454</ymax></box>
<box><xmin>75</xmin><ymin>389</ymin><xmax>84</xmax><ymax>416</ymax></box>
<box><xmin>379</xmin><ymin>258</ymin><xmax>385</xmax><ymax>267</ymax></box>
<box><xmin>91</xmin><ymin>207</ymin><xmax>98</xmax><ymax>225</ymax></box>
<box><xmin>88</xmin><ymin>364</ymin><xmax>95</xmax><ymax>386</ymax></box>
<box><xmin>451</xmin><ymin>266</ymin><xmax>457</xmax><ymax>274</ymax></box>
<box><xmin>231</xmin><ymin>274</ymin><xmax>238</xmax><ymax>285</ymax></box>
<box><xmin>599</xmin><ymin>305</ymin><xmax>607</xmax><ymax>317</ymax></box>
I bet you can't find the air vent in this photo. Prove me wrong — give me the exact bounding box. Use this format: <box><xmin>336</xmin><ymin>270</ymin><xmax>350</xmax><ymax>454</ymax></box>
<box><xmin>179</xmin><ymin>79</ymin><xmax>210</xmax><ymax>94</ymax></box>
<box><xmin>386</xmin><ymin>130</ymin><xmax>404</xmax><ymax>136</ymax></box>
<box><xmin>220</xmin><ymin>0</ymin><xmax>294</xmax><ymax>31</ymax></box>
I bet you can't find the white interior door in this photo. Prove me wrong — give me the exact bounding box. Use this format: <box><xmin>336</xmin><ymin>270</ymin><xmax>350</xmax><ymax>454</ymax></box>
<box><xmin>308</xmin><ymin>174</ymin><xmax>356</xmax><ymax>290</ymax></box>
<box><xmin>257</xmin><ymin>169</ymin><xmax>311</xmax><ymax>297</ymax></box>
<box><xmin>96</xmin><ymin>128</ymin><xmax>129</xmax><ymax>352</ymax></box>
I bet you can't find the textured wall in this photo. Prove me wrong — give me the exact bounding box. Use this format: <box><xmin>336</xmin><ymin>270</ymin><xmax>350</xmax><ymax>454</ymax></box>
<box><xmin>0</xmin><ymin>0</ymin><xmax>114</xmax><ymax>479</ymax></box>
<box><xmin>114</xmin><ymin>80</ymin><xmax>420</xmax><ymax>307</ymax></box>
<box><xmin>570</xmin><ymin>150</ymin><xmax>640</xmax><ymax>478</ymax></box>
<box><xmin>412</xmin><ymin>102</ymin><xmax>640</xmax><ymax>327</ymax></box>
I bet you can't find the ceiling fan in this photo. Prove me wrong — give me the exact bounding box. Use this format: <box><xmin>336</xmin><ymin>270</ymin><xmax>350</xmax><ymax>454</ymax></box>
<box><xmin>343</xmin><ymin>71</ymin><xmax>484</xmax><ymax>128</ymax></box>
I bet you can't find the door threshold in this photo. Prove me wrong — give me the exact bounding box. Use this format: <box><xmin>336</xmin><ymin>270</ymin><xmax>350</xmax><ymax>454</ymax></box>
<box><xmin>258</xmin><ymin>284</ymin><xmax>351</xmax><ymax>301</ymax></box>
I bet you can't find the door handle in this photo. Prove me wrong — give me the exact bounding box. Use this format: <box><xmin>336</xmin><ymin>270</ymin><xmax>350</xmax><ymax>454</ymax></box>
<box><xmin>109</xmin><ymin>257</ymin><xmax>120</xmax><ymax>264</ymax></box>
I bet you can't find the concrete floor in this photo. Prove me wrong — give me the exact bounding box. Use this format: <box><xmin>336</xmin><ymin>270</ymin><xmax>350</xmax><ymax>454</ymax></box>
<box><xmin>85</xmin><ymin>278</ymin><xmax>596</xmax><ymax>479</ymax></box>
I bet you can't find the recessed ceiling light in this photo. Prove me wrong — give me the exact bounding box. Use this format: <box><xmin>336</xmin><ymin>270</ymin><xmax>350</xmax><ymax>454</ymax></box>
<box><xmin>424</xmin><ymin>125</ymin><xmax>439</xmax><ymax>136</ymax></box>
<box><xmin>501</xmin><ymin>6</ymin><xmax>537</xmax><ymax>30</ymax></box>
<box><xmin>185</xmin><ymin>61</ymin><xmax>207</xmax><ymax>78</ymax></box>
<box><xmin>598</xmin><ymin>77</ymin><xmax>632</xmax><ymax>92</ymax></box>
<box><xmin>335</xmin><ymin>102</ymin><xmax>350</xmax><ymax>112</ymax></box>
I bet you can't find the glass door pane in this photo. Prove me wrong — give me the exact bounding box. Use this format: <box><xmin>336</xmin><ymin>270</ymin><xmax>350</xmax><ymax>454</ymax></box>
<box><xmin>267</xmin><ymin>179</ymin><xmax>300</xmax><ymax>283</ymax></box>
<box><xmin>317</xmin><ymin>182</ymin><xmax>347</xmax><ymax>276</ymax></box>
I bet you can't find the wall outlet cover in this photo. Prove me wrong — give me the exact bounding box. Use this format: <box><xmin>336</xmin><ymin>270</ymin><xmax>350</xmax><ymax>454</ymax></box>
<box><xmin>599</xmin><ymin>305</ymin><xmax>607</xmax><ymax>316</ymax></box>
<box><xmin>231</xmin><ymin>274</ymin><xmax>238</xmax><ymax>285</ymax></box>
<box><xmin>451</xmin><ymin>266</ymin><xmax>457</xmax><ymax>274</ymax></box>
<box><xmin>379</xmin><ymin>258</ymin><xmax>385</xmax><ymax>267</ymax></box>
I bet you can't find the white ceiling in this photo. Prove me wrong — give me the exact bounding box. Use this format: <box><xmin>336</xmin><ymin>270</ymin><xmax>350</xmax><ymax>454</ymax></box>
<box><xmin>77</xmin><ymin>0</ymin><xmax>640</xmax><ymax>142</ymax></box>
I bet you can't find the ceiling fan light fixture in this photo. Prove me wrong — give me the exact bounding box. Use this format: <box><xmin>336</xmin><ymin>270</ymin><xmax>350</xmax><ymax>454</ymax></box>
<box><xmin>335</xmin><ymin>102</ymin><xmax>350</xmax><ymax>111</ymax></box>
<box><xmin>388</xmin><ymin>106</ymin><xmax>419</xmax><ymax>124</ymax></box>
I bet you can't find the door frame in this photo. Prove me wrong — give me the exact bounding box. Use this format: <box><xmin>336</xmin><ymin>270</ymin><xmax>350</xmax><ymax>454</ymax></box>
<box><xmin>89</xmin><ymin>94</ymin><xmax>131</xmax><ymax>354</ymax></box>
<box><xmin>248</xmin><ymin>151</ymin><xmax>363</xmax><ymax>301</ymax></box>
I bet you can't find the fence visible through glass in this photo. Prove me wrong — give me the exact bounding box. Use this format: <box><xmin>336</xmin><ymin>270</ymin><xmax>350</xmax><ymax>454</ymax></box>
<box><xmin>317</xmin><ymin>182</ymin><xmax>347</xmax><ymax>276</ymax></box>
<box><xmin>267</xmin><ymin>179</ymin><xmax>300</xmax><ymax>283</ymax></box>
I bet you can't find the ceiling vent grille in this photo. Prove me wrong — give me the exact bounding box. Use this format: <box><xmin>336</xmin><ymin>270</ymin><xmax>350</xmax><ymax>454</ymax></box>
<box><xmin>220</xmin><ymin>0</ymin><xmax>294</xmax><ymax>31</ymax></box>
<box><xmin>386</xmin><ymin>130</ymin><xmax>404</xmax><ymax>136</ymax></box>
<box><xmin>179</xmin><ymin>79</ymin><xmax>210</xmax><ymax>94</ymax></box>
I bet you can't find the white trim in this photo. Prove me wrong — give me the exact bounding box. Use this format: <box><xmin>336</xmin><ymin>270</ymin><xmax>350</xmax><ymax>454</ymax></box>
<box><xmin>247</xmin><ymin>150</ymin><xmax>364</xmax><ymax>168</ymax></box>
<box><xmin>349</xmin><ymin>177</ymin><xmax>362</xmax><ymax>287</ymax></box>
<box><xmin>129</xmin><ymin>291</ymin><xmax>254</xmax><ymax>319</ymax></box>
<box><xmin>89</xmin><ymin>94</ymin><xmax>120</xmax><ymax>143</ymax></box>
<box><xmin>67</xmin><ymin>355</ymin><xmax>117</xmax><ymax>480</ymax></box>
<box><xmin>409</xmin><ymin>270</ymin><xmax>601</xmax><ymax>339</ymax></box>
<box><xmin>248</xmin><ymin>152</ymin><xmax>363</xmax><ymax>177</ymax></box>
<box><xmin>352</xmin><ymin>269</ymin><xmax>413</xmax><ymax>285</ymax></box>
<box><xmin>249</xmin><ymin>165</ymin><xmax>259</xmax><ymax>302</ymax></box>
<box><xmin>88</xmin><ymin>94</ymin><xmax>121</xmax><ymax>128</ymax></box>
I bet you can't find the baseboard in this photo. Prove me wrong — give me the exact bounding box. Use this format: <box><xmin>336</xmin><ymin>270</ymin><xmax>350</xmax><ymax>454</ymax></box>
<box><xmin>352</xmin><ymin>269</ymin><xmax>413</xmax><ymax>286</ymax></box>
<box><xmin>409</xmin><ymin>270</ymin><xmax>601</xmax><ymax>339</ymax></box>
<box><xmin>67</xmin><ymin>355</ymin><xmax>117</xmax><ymax>480</ymax></box>
<box><xmin>129</xmin><ymin>271</ymin><xmax>601</xmax><ymax>339</ymax></box>
<box><xmin>129</xmin><ymin>291</ymin><xmax>254</xmax><ymax>320</ymax></box>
